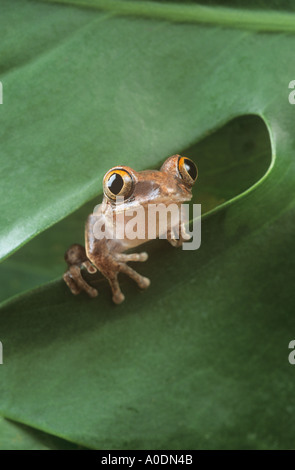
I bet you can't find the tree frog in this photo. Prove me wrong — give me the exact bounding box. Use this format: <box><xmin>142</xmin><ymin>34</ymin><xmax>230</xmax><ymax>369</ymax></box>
<box><xmin>63</xmin><ymin>155</ymin><xmax>198</xmax><ymax>304</ymax></box>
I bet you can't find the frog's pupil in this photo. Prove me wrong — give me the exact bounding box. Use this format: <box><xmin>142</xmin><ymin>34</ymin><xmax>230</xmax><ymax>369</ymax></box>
<box><xmin>184</xmin><ymin>159</ymin><xmax>197</xmax><ymax>181</ymax></box>
<box><xmin>108</xmin><ymin>173</ymin><xmax>124</xmax><ymax>195</ymax></box>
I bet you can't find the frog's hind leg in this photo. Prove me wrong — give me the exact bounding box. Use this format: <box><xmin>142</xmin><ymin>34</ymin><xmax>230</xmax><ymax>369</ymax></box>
<box><xmin>63</xmin><ymin>244</ymin><xmax>98</xmax><ymax>298</ymax></box>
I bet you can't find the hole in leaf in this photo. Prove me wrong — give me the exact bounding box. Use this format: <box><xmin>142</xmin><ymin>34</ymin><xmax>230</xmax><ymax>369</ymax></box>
<box><xmin>182</xmin><ymin>114</ymin><xmax>272</xmax><ymax>214</ymax></box>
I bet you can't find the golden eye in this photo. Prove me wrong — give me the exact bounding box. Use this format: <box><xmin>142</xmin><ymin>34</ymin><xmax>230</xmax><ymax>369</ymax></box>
<box><xmin>178</xmin><ymin>156</ymin><xmax>198</xmax><ymax>186</ymax></box>
<box><xmin>103</xmin><ymin>168</ymin><xmax>134</xmax><ymax>201</ymax></box>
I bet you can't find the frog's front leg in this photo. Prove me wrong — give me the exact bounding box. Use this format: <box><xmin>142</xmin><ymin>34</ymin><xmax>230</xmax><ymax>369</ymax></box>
<box><xmin>87</xmin><ymin>250</ymin><xmax>150</xmax><ymax>304</ymax></box>
<box><xmin>63</xmin><ymin>243</ymin><xmax>98</xmax><ymax>298</ymax></box>
<box><xmin>86</xmin><ymin>214</ymin><xmax>150</xmax><ymax>303</ymax></box>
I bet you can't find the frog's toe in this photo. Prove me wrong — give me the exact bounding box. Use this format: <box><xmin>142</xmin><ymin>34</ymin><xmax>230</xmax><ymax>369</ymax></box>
<box><xmin>113</xmin><ymin>292</ymin><xmax>125</xmax><ymax>304</ymax></box>
<box><xmin>63</xmin><ymin>265</ymin><xmax>98</xmax><ymax>299</ymax></box>
<box><xmin>138</xmin><ymin>252</ymin><xmax>148</xmax><ymax>262</ymax></box>
<box><xmin>168</xmin><ymin>238</ymin><xmax>182</xmax><ymax>248</ymax></box>
<box><xmin>138</xmin><ymin>276</ymin><xmax>150</xmax><ymax>289</ymax></box>
<box><xmin>83</xmin><ymin>260</ymin><xmax>97</xmax><ymax>274</ymax></box>
<box><xmin>63</xmin><ymin>271</ymin><xmax>81</xmax><ymax>295</ymax></box>
<box><xmin>114</xmin><ymin>252</ymin><xmax>148</xmax><ymax>263</ymax></box>
<box><xmin>88</xmin><ymin>287</ymin><xmax>98</xmax><ymax>298</ymax></box>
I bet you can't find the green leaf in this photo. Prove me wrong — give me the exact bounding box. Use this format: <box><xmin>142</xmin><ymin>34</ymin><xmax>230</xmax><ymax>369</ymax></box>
<box><xmin>0</xmin><ymin>114</ymin><xmax>270</xmax><ymax>303</ymax></box>
<box><xmin>1</xmin><ymin>0</ymin><xmax>295</xmax><ymax>450</ymax></box>
<box><xmin>0</xmin><ymin>416</ymin><xmax>86</xmax><ymax>449</ymax></box>
<box><xmin>38</xmin><ymin>0</ymin><xmax>295</xmax><ymax>32</ymax></box>
<box><xmin>0</xmin><ymin>0</ymin><xmax>281</xmax><ymax>261</ymax></box>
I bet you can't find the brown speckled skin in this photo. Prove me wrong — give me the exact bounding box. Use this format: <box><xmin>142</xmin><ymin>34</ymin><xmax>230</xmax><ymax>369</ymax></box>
<box><xmin>63</xmin><ymin>155</ymin><xmax>197</xmax><ymax>304</ymax></box>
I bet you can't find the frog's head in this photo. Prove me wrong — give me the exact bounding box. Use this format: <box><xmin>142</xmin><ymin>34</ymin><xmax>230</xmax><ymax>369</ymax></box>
<box><xmin>102</xmin><ymin>155</ymin><xmax>198</xmax><ymax>210</ymax></box>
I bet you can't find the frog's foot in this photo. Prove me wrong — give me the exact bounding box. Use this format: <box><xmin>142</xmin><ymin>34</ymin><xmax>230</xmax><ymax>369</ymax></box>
<box><xmin>114</xmin><ymin>252</ymin><xmax>148</xmax><ymax>263</ymax></box>
<box><xmin>87</xmin><ymin>252</ymin><xmax>149</xmax><ymax>304</ymax></box>
<box><xmin>118</xmin><ymin>263</ymin><xmax>151</xmax><ymax>290</ymax></box>
<box><xmin>180</xmin><ymin>222</ymin><xmax>192</xmax><ymax>241</ymax></box>
<box><xmin>167</xmin><ymin>224</ymin><xmax>191</xmax><ymax>247</ymax></box>
<box><xmin>63</xmin><ymin>244</ymin><xmax>98</xmax><ymax>298</ymax></box>
<box><xmin>168</xmin><ymin>237</ymin><xmax>182</xmax><ymax>248</ymax></box>
<box><xmin>114</xmin><ymin>253</ymin><xmax>150</xmax><ymax>290</ymax></box>
<box><xmin>63</xmin><ymin>266</ymin><xmax>98</xmax><ymax>298</ymax></box>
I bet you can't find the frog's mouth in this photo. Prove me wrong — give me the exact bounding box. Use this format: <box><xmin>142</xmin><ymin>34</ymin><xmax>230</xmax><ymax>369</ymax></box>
<box><xmin>164</xmin><ymin>195</ymin><xmax>192</xmax><ymax>206</ymax></box>
<box><xmin>177</xmin><ymin>185</ymin><xmax>193</xmax><ymax>202</ymax></box>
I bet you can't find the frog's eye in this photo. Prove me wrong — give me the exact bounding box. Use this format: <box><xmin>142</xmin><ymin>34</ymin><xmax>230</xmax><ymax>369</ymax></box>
<box><xmin>103</xmin><ymin>168</ymin><xmax>134</xmax><ymax>201</ymax></box>
<box><xmin>178</xmin><ymin>156</ymin><xmax>198</xmax><ymax>186</ymax></box>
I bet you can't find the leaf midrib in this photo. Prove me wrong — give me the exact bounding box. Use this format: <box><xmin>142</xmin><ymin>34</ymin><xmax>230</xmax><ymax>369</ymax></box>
<box><xmin>40</xmin><ymin>0</ymin><xmax>295</xmax><ymax>33</ymax></box>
